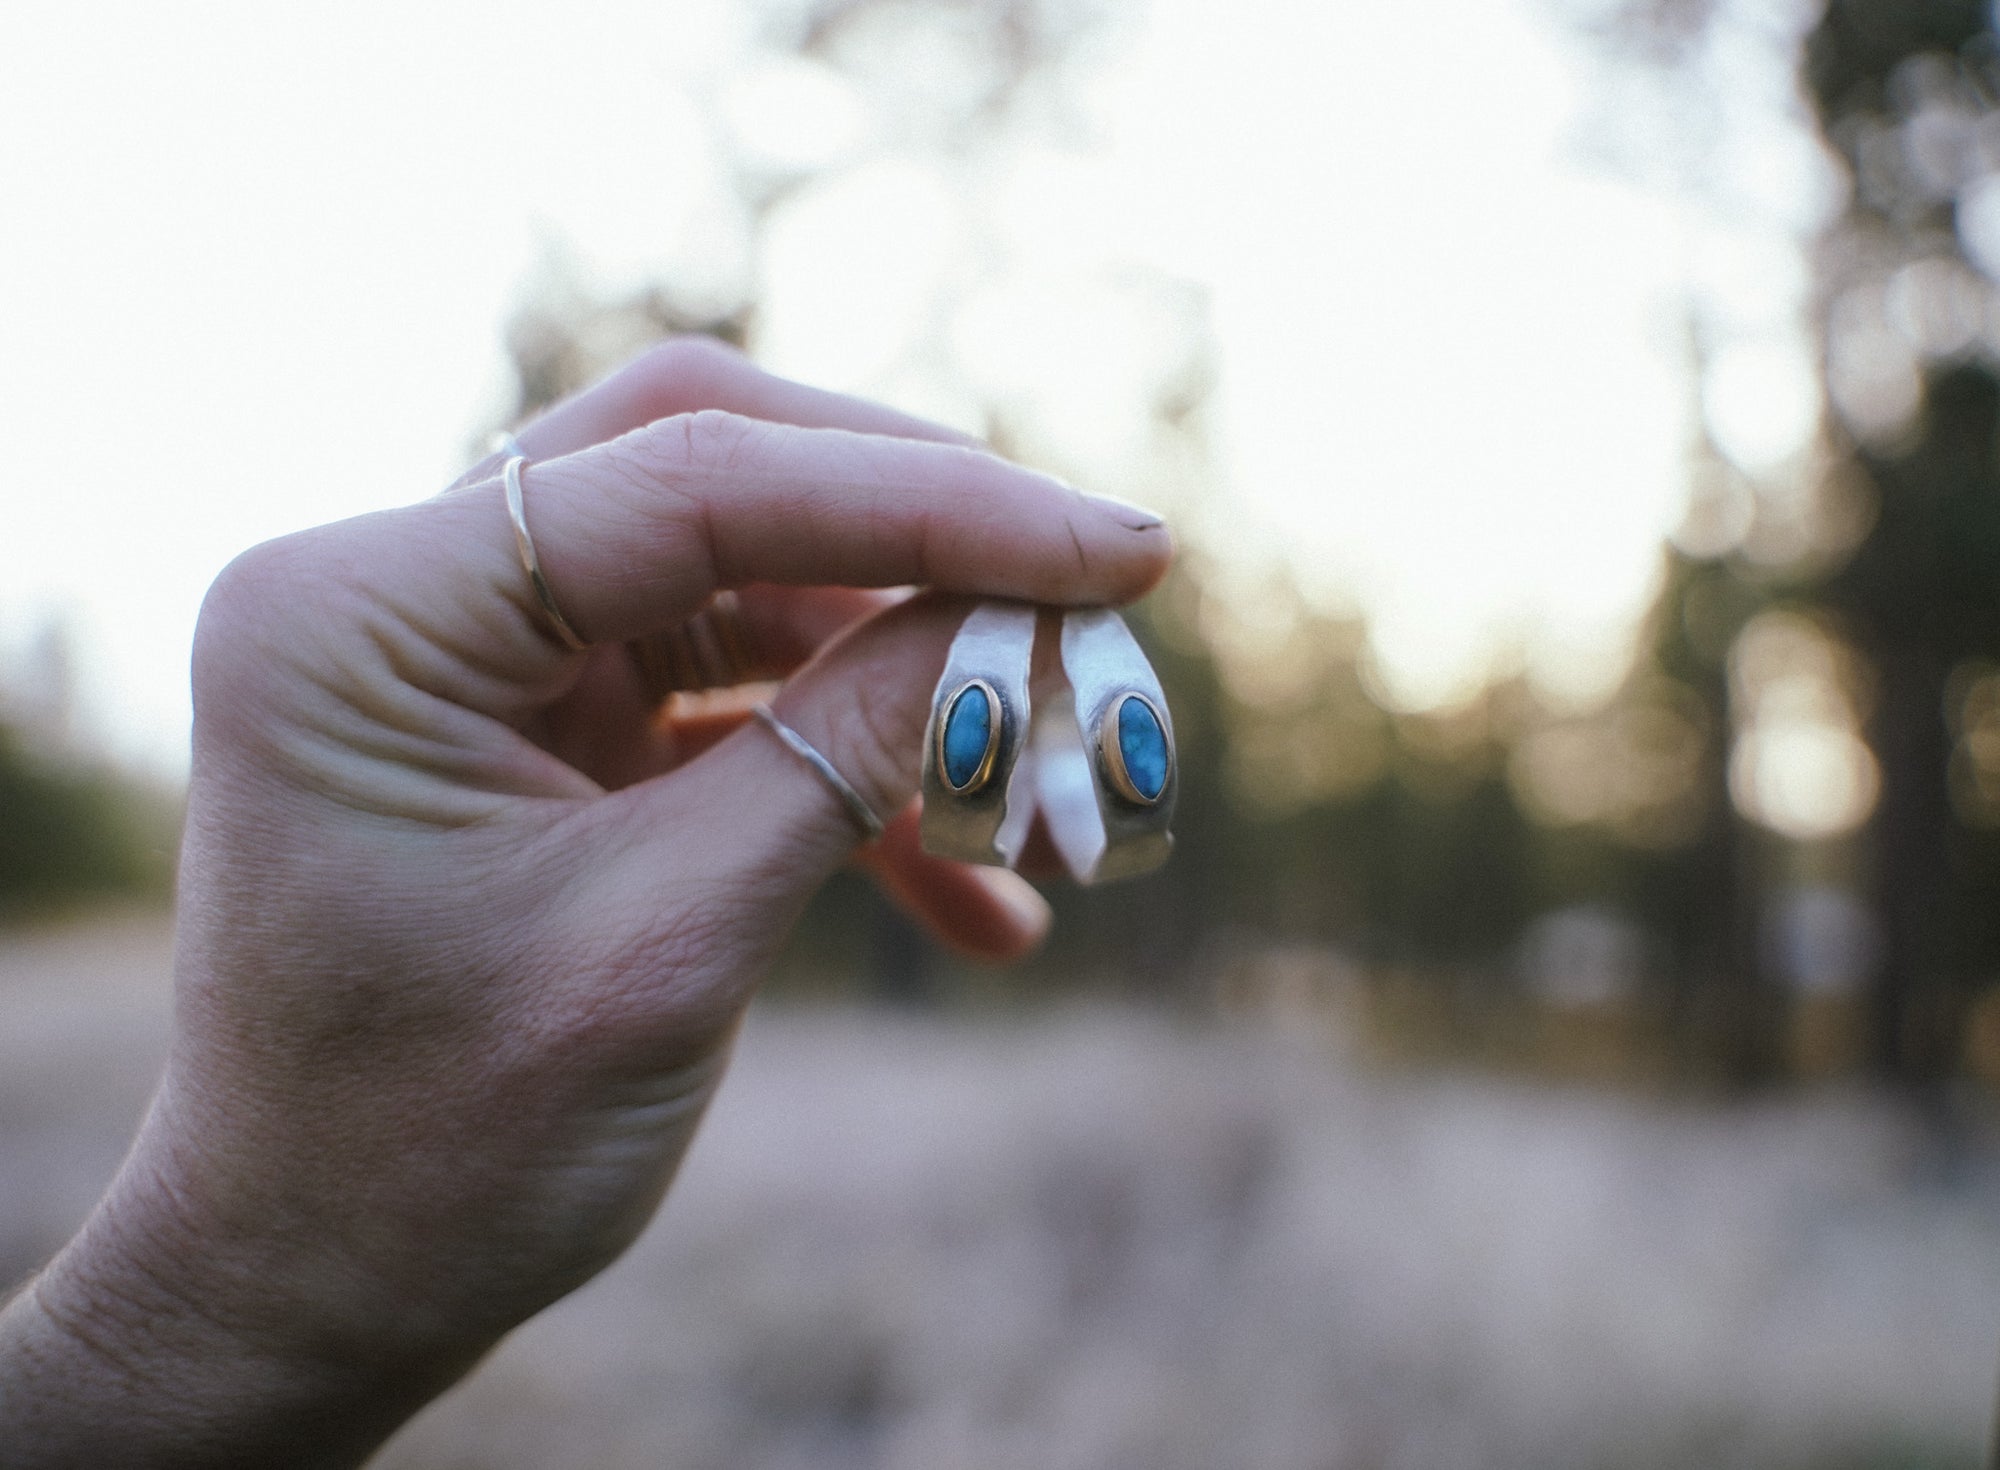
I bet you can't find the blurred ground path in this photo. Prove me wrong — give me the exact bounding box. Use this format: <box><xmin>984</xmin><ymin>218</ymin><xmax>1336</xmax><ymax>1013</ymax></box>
<box><xmin>2</xmin><ymin>915</ymin><xmax>1996</xmax><ymax>1468</ymax></box>
<box><xmin>0</xmin><ymin>908</ymin><xmax>173</xmax><ymax>1289</ymax></box>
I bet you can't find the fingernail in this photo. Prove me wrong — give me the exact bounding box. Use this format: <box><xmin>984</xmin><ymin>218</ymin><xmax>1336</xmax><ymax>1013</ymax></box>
<box><xmin>1082</xmin><ymin>492</ymin><xmax>1166</xmax><ymax>532</ymax></box>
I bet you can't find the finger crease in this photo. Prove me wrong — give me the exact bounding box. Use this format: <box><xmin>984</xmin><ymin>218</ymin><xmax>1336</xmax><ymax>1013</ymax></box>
<box><xmin>1065</xmin><ymin>516</ymin><xmax>1089</xmax><ymax>578</ymax></box>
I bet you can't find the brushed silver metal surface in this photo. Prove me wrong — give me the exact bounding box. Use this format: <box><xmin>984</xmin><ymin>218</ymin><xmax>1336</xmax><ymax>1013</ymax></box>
<box><xmin>1049</xmin><ymin>607</ymin><xmax>1174</xmax><ymax>884</ymax></box>
<box><xmin>919</xmin><ymin>602</ymin><xmax>1037</xmax><ymax>866</ymax></box>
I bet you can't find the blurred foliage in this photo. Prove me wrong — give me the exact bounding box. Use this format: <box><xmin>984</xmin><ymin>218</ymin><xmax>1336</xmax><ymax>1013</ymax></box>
<box><xmin>9</xmin><ymin>0</ymin><xmax>2000</xmax><ymax>1101</ymax></box>
<box><xmin>497</xmin><ymin>0</ymin><xmax>2000</xmax><ymax>1096</ymax></box>
<box><xmin>1576</xmin><ymin>0</ymin><xmax>2000</xmax><ymax>1092</ymax></box>
<box><xmin>0</xmin><ymin>721</ymin><xmax>175</xmax><ymax>922</ymax></box>
<box><xmin>1801</xmin><ymin>2</ymin><xmax>2000</xmax><ymax>1087</ymax></box>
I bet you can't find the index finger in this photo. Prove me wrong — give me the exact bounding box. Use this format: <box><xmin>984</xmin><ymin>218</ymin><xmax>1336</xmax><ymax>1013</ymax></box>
<box><xmin>449</xmin><ymin>336</ymin><xmax>985</xmax><ymax>491</ymax></box>
<box><xmin>493</xmin><ymin>410</ymin><xmax>1170</xmax><ymax>648</ymax></box>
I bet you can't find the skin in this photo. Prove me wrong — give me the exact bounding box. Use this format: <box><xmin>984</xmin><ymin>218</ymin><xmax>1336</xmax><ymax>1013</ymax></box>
<box><xmin>0</xmin><ymin>339</ymin><xmax>1171</xmax><ymax>1468</ymax></box>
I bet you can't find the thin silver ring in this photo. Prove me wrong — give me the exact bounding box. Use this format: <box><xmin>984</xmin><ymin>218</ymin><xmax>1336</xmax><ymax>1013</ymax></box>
<box><xmin>502</xmin><ymin>455</ymin><xmax>589</xmax><ymax>652</ymax></box>
<box><xmin>752</xmin><ymin>704</ymin><xmax>885</xmax><ymax>842</ymax></box>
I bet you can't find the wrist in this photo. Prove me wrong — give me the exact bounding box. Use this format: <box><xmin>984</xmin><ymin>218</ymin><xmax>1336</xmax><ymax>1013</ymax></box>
<box><xmin>0</xmin><ymin>1131</ymin><xmax>477</xmax><ymax>1469</ymax></box>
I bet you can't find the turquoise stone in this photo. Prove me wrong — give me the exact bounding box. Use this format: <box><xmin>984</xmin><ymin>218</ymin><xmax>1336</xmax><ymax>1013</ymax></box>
<box><xmin>942</xmin><ymin>684</ymin><xmax>994</xmax><ymax>790</ymax></box>
<box><xmin>1117</xmin><ymin>696</ymin><xmax>1169</xmax><ymax>801</ymax></box>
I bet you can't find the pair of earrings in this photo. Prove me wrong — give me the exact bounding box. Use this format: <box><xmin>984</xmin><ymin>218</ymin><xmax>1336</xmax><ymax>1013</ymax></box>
<box><xmin>919</xmin><ymin>602</ymin><xmax>1176</xmax><ymax>884</ymax></box>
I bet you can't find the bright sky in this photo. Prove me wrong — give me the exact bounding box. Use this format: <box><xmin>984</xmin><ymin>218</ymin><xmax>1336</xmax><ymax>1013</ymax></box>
<box><xmin>0</xmin><ymin>0</ymin><xmax>1819</xmax><ymax>773</ymax></box>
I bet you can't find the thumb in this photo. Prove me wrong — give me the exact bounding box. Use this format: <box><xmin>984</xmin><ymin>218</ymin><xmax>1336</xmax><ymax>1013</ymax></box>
<box><xmin>709</xmin><ymin>591</ymin><xmax>978</xmax><ymax>877</ymax></box>
<box><xmin>572</xmin><ymin>593</ymin><xmax>984</xmax><ymax>990</ymax></box>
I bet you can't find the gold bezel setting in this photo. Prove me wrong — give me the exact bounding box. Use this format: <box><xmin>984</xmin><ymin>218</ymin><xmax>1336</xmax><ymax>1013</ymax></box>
<box><xmin>937</xmin><ymin>678</ymin><xmax>1004</xmax><ymax>795</ymax></box>
<box><xmin>1098</xmin><ymin>691</ymin><xmax>1171</xmax><ymax>807</ymax></box>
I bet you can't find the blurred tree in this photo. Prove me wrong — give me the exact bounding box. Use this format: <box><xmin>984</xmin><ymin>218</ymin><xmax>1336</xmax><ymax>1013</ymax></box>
<box><xmin>508</xmin><ymin>0</ymin><xmax>1964</xmax><ymax>1080</ymax></box>
<box><xmin>0</xmin><ymin>629</ymin><xmax>175</xmax><ymax>920</ymax></box>
<box><xmin>1801</xmin><ymin>1</ymin><xmax>2000</xmax><ymax>1084</ymax></box>
<box><xmin>500</xmin><ymin>273</ymin><xmax>749</xmax><ymax>430</ymax></box>
<box><xmin>0</xmin><ymin>730</ymin><xmax>165</xmax><ymax>915</ymax></box>
<box><xmin>1590</xmin><ymin>0</ymin><xmax>2000</xmax><ymax>1084</ymax></box>
<box><xmin>1630</xmin><ymin>522</ymin><xmax>1774</xmax><ymax>1082</ymax></box>
<box><xmin>1823</xmin><ymin>365</ymin><xmax>2000</xmax><ymax>1083</ymax></box>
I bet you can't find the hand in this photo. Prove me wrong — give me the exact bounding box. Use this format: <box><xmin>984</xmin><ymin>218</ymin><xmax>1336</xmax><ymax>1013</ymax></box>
<box><xmin>0</xmin><ymin>339</ymin><xmax>1171</xmax><ymax>1468</ymax></box>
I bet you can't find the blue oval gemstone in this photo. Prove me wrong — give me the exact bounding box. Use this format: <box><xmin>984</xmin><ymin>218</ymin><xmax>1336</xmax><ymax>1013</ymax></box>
<box><xmin>1117</xmin><ymin>696</ymin><xmax>1169</xmax><ymax>801</ymax></box>
<box><xmin>942</xmin><ymin>684</ymin><xmax>994</xmax><ymax>790</ymax></box>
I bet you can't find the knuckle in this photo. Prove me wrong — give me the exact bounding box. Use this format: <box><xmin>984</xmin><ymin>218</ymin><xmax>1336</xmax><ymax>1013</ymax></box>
<box><xmin>636</xmin><ymin>408</ymin><xmax>765</xmax><ymax>482</ymax></box>
<box><xmin>636</xmin><ymin>334</ymin><xmax>743</xmax><ymax>402</ymax></box>
<box><xmin>190</xmin><ymin>533</ymin><xmax>319</xmax><ymax>708</ymax></box>
<box><xmin>628</xmin><ymin>411</ymin><xmax>778</xmax><ymax>577</ymax></box>
<box><xmin>189</xmin><ymin>521</ymin><xmax>395</xmax><ymax>739</ymax></box>
<box><xmin>683</xmin><ymin>407</ymin><xmax>767</xmax><ymax>471</ymax></box>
